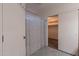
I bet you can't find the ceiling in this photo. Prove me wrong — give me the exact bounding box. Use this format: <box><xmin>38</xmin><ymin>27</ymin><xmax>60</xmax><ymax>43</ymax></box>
<box><xmin>26</xmin><ymin>3</ymin><xmax>43</xmax><ymax>14</ymax></box>
<box><xmin>26</xmin><ymin>3</ymin><xmax>79</xmax><ymax>16</ymax></box>
<box><xmin>26</xmin><ymin>3</ymin><xmax>61</xmax><ymax>15</ymax></box>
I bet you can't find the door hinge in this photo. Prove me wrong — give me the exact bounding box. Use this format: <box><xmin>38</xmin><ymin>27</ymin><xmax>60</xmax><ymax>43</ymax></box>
<box><xmin>2</xmin><ymin>35</ymin><xmax>4</xmax><ymax>43</ymax></box>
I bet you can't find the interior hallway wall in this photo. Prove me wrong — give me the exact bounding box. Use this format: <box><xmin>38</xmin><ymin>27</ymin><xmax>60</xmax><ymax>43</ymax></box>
<box><xmin>25</xmin><ymin>11</ymin><xmax>45</xmax><ymax>55</ymax></box>
<box><xmin>26</xmin><ymin>3</ymin><xmax>79</xmax><ymax>55</ymax></box>
<box><xmin>58</xmin><ymin>10</ymin><xmax>78</xmax><ymax>55</ymax></box>
<box><xmin>38</xmin><ymin>4</ymin><xmax>79</xmax><ymax>55</ymax></box>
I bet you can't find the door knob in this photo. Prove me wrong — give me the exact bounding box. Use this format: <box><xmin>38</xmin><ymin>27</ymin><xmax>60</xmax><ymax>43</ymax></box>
<box><xmin>23</xmin><ymin>36</ymin><xmax>26</xmax><ymax>39</ymax></box>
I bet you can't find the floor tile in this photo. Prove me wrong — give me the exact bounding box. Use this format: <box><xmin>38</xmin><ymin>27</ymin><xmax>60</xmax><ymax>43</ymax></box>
<box><xmin>32</xmin><ymin>47</ymin><xmax>71</xmax><ymax>56</ymax></box>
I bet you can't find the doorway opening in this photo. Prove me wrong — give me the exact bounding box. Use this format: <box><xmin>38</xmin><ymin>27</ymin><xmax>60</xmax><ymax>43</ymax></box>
<box><xmin>48</xmin><ymin>15</ymin><xmax>59</xmax><ymax>50</ymax></box>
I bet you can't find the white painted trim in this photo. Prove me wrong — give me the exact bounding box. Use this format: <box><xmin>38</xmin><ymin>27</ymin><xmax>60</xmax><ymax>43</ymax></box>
<box><xmin>44</xmin><ymin>18</ymin><xmax>48</xmax><ymax>46</ymax></box>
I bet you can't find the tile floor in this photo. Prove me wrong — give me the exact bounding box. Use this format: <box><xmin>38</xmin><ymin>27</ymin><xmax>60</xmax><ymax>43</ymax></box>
<box><xmin>32</xmin><ymin>47</ymin><xmax>71</xmax><ymax>56</ymax></box>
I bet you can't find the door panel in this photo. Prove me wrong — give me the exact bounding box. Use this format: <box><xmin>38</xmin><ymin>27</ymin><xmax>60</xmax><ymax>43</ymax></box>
<box><xmin>3</xmin><ymin>4</ymin><xmax>26</xmax><ymax>56</ymax></box>
<box><xmin>59</xmin><ymin>10</ymin><xmax>78</xmax><ymax>55</ymax></box>
<box><xmin>0</xmin><ymin>3</ymin><xmax>2</xmax><ymax>56</ymax></box>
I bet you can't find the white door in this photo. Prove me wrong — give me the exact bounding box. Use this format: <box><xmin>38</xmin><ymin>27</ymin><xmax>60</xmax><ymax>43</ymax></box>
<box><xmin>3</xmin><ymin>4</ymin><xmax>26</xmax><ymax>56</ymax></box>
<box><xmin>0</xmin><ymin>3</ymin><xmax>2</xmax><ymax>56</ymax></box>
<box><xmin>26</xmin><ymin>12</ymin><xmax>41</xmax><ymax>55</ymax></box>
<box><xmin>58</xmin><ymin>10</ymin><xmax>78</xmax><ymax>55</ymax></box>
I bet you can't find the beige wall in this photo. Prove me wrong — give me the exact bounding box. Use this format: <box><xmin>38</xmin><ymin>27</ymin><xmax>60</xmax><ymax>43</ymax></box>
<box><xmin>41</xmin><ymin>4</ymin><xmax>79</xmax><ymax>55</ymax></box>
<box><xmin>26</xmin><ymin>11</ymin><xmax>45</xmax><ymax>55</ymax></box>
<box><xmin>48</xmin><ymin>25</ymin><xmax>58</xmax><ymax>40</ymax></box>
<box><xmin>58</xmin><ymin>10</ymin><xmax>78</xmax><ymax>55</ymax></box>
